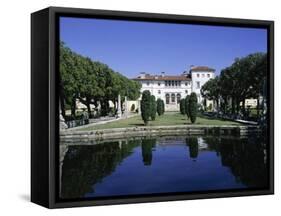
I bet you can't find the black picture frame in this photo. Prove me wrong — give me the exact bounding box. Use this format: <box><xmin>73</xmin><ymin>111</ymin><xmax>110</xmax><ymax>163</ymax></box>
<box><xmin>31</xmin><ymin>6</ymin><xmax>274</xmax><ymax>209</ymax></box>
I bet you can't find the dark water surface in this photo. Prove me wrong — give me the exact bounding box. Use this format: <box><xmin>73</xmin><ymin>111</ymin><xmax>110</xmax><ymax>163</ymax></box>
<box><xmin>60</xmin><ymin>135</ymin><xmax>268</xmax><ymax>199</ymax></box>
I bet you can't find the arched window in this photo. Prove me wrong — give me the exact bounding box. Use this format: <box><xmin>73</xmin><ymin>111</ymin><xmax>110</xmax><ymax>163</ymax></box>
<box><xmin>171</xmin><ymin>93</ymin><xmax>175</xmax><ymax>103</ymax></box>
<box><xmin>177</xmin><ymin>93</ymin><xmax>181</xmax><ymax>104</ymax></box>
<box><xmin>166</xmin><ymin>94</ymin><xmax>170</xmax><ymax>104</ymax></box>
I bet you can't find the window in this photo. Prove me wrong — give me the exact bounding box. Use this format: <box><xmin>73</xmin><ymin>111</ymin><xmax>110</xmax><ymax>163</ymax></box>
<box><xmin>176</xmin><ymin>93</ymin><xmax>181</xmax><ymax>104</ymax></box>
<box><xmin>158</xmin><ymin>90</ymin><xmax>161</xmax><ymax>94</ymax></box>
<box><xmin>207</xmin><ymin>74</ymin><xmax>210</xmax><ymax>78</ymax></box>
<box><xmin>165</xmin><ymin>81</ymin><xmax>167</xmax><ymax>86</ymax></box>
<box><xmin>197</xmin><ymin>74</ymin><xmax>200</xmax><ymax>78</ymax></box>
<box><xmin>166</xmin><ymin>94</ymin><xmax>170</xmax><ymax>104</ymax></box>
<box><xmin>185</xmin><ymin>90</ymin><xmax>188</xmax><ymax>94</ymax></box>
<box><xmin>168</xmin><ymin>81</ymin><xmax>171</xmax><ymax>86</ymax></box>
<box><xmin>158</xmin><ymin>82</ymin><xmax>161</xmax><ymax>86</ymax></box>
<box><xmin>147</xmin><ymin>82</ymin><xmax>150</xmax><ymax>86</ymax></box>
<box><xmin>196</xmin><ymin>81</ymin><xmax>200</xmax><ymax>89</ymax></box>
<box><xmin>185</xmin><ymin>82</ymin><xmax>187</xmax><ymax>86</ymax></box>
<box><xmin>202</xmin><ymin>74</ymin><xmax>205</xmax><ymax>78</ymax></box>
<box><xmin>171</xmin><ymin>93</ymin><xmax>175</xmax><ymax>103</ymax></box>
<box><xmin>172</xmin><ymin>81</ymin><xmax>174</xmax><ymax>86</ymax></box>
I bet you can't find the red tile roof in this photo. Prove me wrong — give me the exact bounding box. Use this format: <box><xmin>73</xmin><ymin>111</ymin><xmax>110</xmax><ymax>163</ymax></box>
<box><xmin>190</xmin><ymin>66</ymin><xmax>215</xmax><ymax>72</ymax></box>
<box><xmin>133</xmin><ymin>66</ymin><xmax>214</xmax><ymax>81</ymax></box>
<box><xmin>133</xmin><ymin>74</ymin><xmax>191</xmax><ymax>81</ymax></box>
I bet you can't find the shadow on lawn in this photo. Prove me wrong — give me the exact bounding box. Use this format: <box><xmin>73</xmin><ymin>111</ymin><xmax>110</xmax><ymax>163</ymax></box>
<box><xmin>128</xmin><ymin>123</ymin><xmax>145</xmax><ymax>127</ymax></box>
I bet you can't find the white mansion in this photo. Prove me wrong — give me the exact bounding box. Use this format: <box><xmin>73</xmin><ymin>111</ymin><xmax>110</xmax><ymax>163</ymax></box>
<box><xmin>133</xmin><ymin>66</ymin><xmax>215</xmax><ymax>111</ymax></box>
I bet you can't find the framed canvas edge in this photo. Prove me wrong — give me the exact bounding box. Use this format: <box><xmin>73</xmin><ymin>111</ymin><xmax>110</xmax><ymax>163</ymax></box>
<box><xmin>42</xmin><ymin>6</ymin><xmax>274</xmax><ymax>209</ymax></box>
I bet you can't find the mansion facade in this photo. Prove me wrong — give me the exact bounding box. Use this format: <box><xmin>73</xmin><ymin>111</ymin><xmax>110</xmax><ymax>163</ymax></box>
<box><xmin>133</xmin><ymin>66</ymin><xmax>215</xmax><ymax>111</ymax></box>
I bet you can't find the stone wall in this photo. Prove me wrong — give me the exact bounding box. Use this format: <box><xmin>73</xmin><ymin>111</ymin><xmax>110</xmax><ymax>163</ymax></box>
<box><xmin>60</xmin><ymin>125</ymin><xmax>261</xmax><ymax>144</ymax></box>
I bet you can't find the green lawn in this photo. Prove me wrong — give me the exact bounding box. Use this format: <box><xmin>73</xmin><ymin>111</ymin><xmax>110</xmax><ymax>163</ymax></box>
<box><xmin>80</xmin><ymin>112</ymin><xmax>241</xmax><ymax>131</ymax></box>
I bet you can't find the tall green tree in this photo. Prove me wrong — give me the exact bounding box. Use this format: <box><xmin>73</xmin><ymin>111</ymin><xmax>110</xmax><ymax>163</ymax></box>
<box><xmin>141</xmin><ymin>90</ymin><xmax>151</xmax><ymax>125</ymax></box>
<box><xmin>185</xmin><ymin>95</ymin><xmax>190</xmax><ymax>119</ymax></box>
<box><xmin>201</xmin><ymin>77</ymin><xmax>220</xmax><ymax>112</ymax></box>
<box><xmin>60</xmin><ymin>42</ymin><xmax>80</xmax><ymax>118</ymax></box>
<box><xmin>248</xmin><ymin>53</ymin><xmax>267</xmax><ymax>118</ymax></box>
<box><xmin>59</xmin><ymin>41</ymin><xmax>141</xmax><ymax>118</ymax></box>
<box><xmin>150</xmin><ymin>95</ymin><xmax>157</xmax><ymax>121</ymax></box>
<box><xmin>156</xmin><ymin>98</ymin><xmax>163</xmax><ymax>116</ymax></box>
<box><xmin>180</xmin><ymin>98</ymin><xmax>186</xmax><ymax>115</ymax></box>
<box><xmin>188</xmin><ymin>93</ymin><xmax>198</xmax><ymax>123</ymax></box>
<box><xmin>161</xmin><ymin>99</ymin><xmax>165</xmax><ymax>115</ymax></box>
<box><xmin>201</xmin><ymin>52</ymin><xmax>267</xmax><ymax>118</ymax></box>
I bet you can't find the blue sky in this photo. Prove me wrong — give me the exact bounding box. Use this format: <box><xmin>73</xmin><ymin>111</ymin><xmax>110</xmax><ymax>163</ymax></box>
<box><xmin>60</xmin><ymin>17</ymin><xmax>267</xmax><ymax>78</ymax></box>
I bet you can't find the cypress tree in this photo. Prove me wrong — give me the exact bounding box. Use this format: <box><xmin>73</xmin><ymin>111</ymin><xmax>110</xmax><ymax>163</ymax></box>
<box><xmin>185</xmin><ymin>95</ymin><xmax>190</xmax><ymax>119</ymax></box>
<box><xmin>156</xmin><ymin>98</ymin><xmax>162</xmax><ymax>116</ymax></box>
<box><xmin>150</xmin><ymin>95</ymin><xmax>157</xmax><ymax>121</ymax></box>
<box><xmin>141</xmin><ymin>90</ymin><xmax>151</xmax><ymax>125</ymax></box>
<box><xmin>180</xmin><ymin>98</ymin><xmax>186</xmax><ymax>115</ymax></box>
<box><xmin>161</xmin><ymin>99</ymin><xmax>164</xmax><ymax>115</ymax></box>
<box><xmin>188</xmin><ymin>92</ymin><xmax>198</xmax><ymax>123</ymax></box>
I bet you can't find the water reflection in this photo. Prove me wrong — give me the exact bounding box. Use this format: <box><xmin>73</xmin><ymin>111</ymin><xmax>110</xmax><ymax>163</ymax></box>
<box><xmin>60</xmin><ymin>140</ymin><xmax>140</xmax><ymax>199</ymax></box>
<box><xmin>60</xmin><ymin>135</ymin><xmax>268</xmax><ymax>199</ymax></box>
<box><xmin>141</xmin><ymin>139</ymin><xmax>156</xmax><ymax>166</ymax></box>
<box><xmin>186</xmin><ymin>137</ymin><xmax>199</xmax><ymax>160</ymax></box>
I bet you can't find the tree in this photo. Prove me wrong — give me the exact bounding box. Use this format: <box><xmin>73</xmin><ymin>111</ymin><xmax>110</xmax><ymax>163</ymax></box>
<box><xmin>76</xmin><ymin>57</ymin><xmax>100</xmax><ymax>118</ymax></box>
<box><xmin>60</xmin><ymin>42</ymin><xmax>84</xmax><ymax>118</ymax></box>
<box><xmin>157</xmin><ymin>98</ymin><xmax>163</xmax><ymax>116</ymax></box>
<box><xmin>141</xmin><ymin>90</ymin><xmax>151</xmax><ymax>125</ymax></box>
<box><xmin>59</xmin><ymin>41</ymin><xmax>142</xmax><ymax>119</ymax></box>
<box><xmin>180</xmin><ymin>98</ymin><xmax>186</xmax><ymax>115</ymax></box>
<box><xmin>188</xmin><ymin>93</ymin><xmax>198</xmax><ymax>123</ymax></box>
<box><xmin>150</xmin><ymin>95</ymin><xmax>157</xmax><ymax>121</ymax></box>
<box><xmin>201</xmin><ymin>77</ymin><xmax>220</xmax><ymax>112</ymax></box>
<box><xmin>161</xmin><ymin>99</ymin><xmax>165</xmax><ymax>115</ymax></box>
<box><xmin>185</xmin><ymin>95</ymin><xmax>190</xmax><ymax>119</ymax></box>
<box><xmin>229</xmin><ymin>54</ymin><xmax>265</xmax><ymax>115</ymax></box>
<box><xmin>218</xmin><ymin>53</ymin><xmax>267</xmax><ymax>117</ymax></box>
<box><xmin>248</xmin><ymin>53</ymin><xmax>267</xmax><ymax>118</ymax></box>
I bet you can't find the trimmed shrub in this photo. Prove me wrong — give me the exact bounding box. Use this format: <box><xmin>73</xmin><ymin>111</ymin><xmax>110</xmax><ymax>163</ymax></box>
<box><xmin>188</xmin><ymin>92</ymin><xmax>198</xmax><ymax>123</ymax></box>
<box><xmin>180</xmin><ymin>98</ymin><xmax>186</xmax><ymax>115</ymax></box>
<box><xmin>185</xmin><ymin>95</ymin><xmax>190</xmax><ymax>119</ymax></box>
<box><xmin>161</xmin><ymin>100</ymin><xmax>165</xmax><ymax>114</ymax></box>
<box><xmin>150</xmin><ymin>95</ymin><xmax>157</xmax><ymax>121</ymax></box>
<box><xmin>141</xmin><ymin>90</ymin><xmax>151</xmax><ymax>125</ymax></box>
<box><xmin>157</xmin><ymin>98</ymin><xmax>162</xmax><ymax>116</ymax></box>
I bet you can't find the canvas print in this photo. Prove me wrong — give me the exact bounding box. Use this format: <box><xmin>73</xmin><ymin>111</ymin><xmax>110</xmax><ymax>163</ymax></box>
<box><xmin>58</xmin><ymin>16</ymin><xmax>269</xmax><ymax>200</ymax></box>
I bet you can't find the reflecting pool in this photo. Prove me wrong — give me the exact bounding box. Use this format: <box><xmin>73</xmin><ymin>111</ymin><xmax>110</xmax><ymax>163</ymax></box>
<box><xmin>60</xmin><ymin>135</ymin><xmax>268</xmax><ymax>199</ymax></box>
